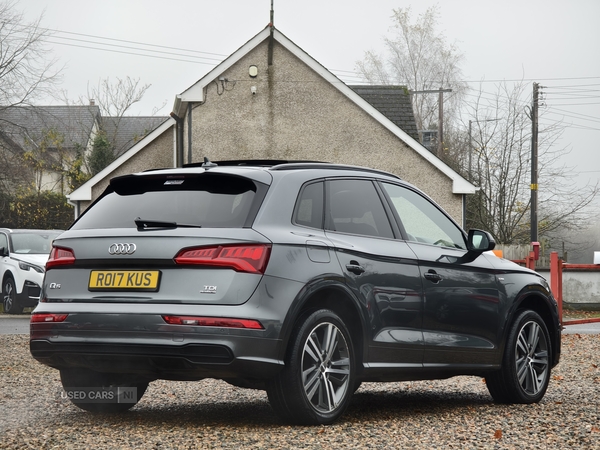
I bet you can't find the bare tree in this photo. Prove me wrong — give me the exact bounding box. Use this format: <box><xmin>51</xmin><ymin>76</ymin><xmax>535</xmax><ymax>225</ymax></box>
<box><xmin>0</xmin><ymin>0</ymin><xmax>63</xmax><ymax>203</ymax></box>
<box><xmin>83</xmin><ymin>76</ymin><xmax>152</xmax><ymax>157</ymax></box>
<box><xmin>356</xmin><ymin>5</ymin><xmax>598</xmax><ymax>250</ymax></box>
<box><xmin>0</xmin><ymin>1</ymin><xmax>61</xmax><ymax>196</ymax></box>
<box><xmin>0</xmin><ymin>1</ymin><xmax>61</xmax><ymax>109</ymax></box>
<box><xmin>355</xmin><ymin>5</ymin><xmax>467</xmax><ymax>135</ymax></box>
<box><xmin>466</xmin><ymin>81</ymin><xmax>599</xmax><ymax>246</ymax></box>
<box><xmin>63</xmin><ymin>76</ymin><xmax>164</xmax><ymax>167</ymax></box>
<box><xmin>86</xmin><ymin>76</ymin><xmax>151</xmax><ymax>118</ymax></box>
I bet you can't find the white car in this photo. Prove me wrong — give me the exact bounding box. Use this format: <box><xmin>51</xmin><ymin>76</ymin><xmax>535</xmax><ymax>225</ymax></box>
<box><xmin>1</xmin><ymin>229</ymin><xmax>63</xmax><ymax>314</ymax></box>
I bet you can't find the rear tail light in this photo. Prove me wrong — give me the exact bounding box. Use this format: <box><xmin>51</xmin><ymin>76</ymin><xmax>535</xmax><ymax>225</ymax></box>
<box><xmin>174</xmin><ymin>244</ymin><xmax>271</xmax><ymax>274</ymax></box>
<box><xmin>162</xmin><ymin>315</ymin><xmax>264</xmax><ymax>329</ymax></box>
<box><xmin>31</xmin><ymin>313</ymin><xmax>68</xmax><ymax>323</ymax></box>
<box><xmin>46</xmin><ymin>246</ymin><xmax>76</xmax><ymax>269</ymax></box>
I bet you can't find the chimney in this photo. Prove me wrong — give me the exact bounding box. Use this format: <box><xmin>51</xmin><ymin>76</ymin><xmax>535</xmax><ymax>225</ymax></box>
<box><xmin>89</xmin><ymin>99</ymin><xmax>95</xmax><ymax>106</ymax></box>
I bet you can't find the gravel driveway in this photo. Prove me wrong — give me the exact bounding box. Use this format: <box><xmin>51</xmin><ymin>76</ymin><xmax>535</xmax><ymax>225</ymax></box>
<box><xmin>1</xmin><ymin>334</ymin><xmax>599</xmax><ymax>449</ymax></box>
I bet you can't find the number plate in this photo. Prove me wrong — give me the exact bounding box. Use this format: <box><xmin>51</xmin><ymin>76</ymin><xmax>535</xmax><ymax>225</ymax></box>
<box><xmin>88</xmin><ymin>270</ymin><xmax>161</xmax><ymax>291</ymax></box>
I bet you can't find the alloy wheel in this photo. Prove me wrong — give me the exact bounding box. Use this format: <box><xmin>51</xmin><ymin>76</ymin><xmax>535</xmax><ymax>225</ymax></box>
<box><xmin>301</xmin><ymin>322</ymin><xmax>351</xmax><ymax>413</ymax></box>
<box><xmin>3</xmin><ymin>280</ymin><xmax>15</xmax><ymax>312</ymax></box>
<box><xmin>515</xmin><ymin>320</ymin><xmax>549</xmax><ymax>396</ymax></box>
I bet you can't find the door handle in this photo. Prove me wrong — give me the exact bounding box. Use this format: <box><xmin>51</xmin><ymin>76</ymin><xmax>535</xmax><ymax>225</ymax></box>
<box><xmin>346</xmin><ymin>260</ymin><xmax>365</xmax><ymax>275</ymax></box>
<box><xmin>424</xmin><ymin>270</ymin><xmax>443</xmax><ymax>283</ymax></box>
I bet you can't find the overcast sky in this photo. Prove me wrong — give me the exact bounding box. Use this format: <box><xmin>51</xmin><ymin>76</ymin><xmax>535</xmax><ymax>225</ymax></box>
<box><xmin>19</xmin><ymin>0</ymin><xmax>600</xmax><ymax>204</ymax></box>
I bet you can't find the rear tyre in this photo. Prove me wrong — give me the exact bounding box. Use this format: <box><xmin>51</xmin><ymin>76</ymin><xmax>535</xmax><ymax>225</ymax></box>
<box><xmin>267</xmin><ymin>309</ymin><xmax>355</xmax><ymax>425</ymax></box>
<box><xmin>486</xmin><ymin>310</ymin><xmax>551</xmax><ymax>404</ymax></box>
<box><xmin>2</xmin><ymin>276</ymin><xmax>23</xmax><ymax>315</ymax></box>
<box><xmin>60</xmin><ymin>368</ymin><xmax>148</xmax><ymax>413</ymax></box>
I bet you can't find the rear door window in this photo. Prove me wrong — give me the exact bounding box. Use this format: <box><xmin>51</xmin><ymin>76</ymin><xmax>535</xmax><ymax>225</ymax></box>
<box><xmin>325</xmin><ymin>179</ymin><xmax>394</xmax><ymax>239</ymax></box>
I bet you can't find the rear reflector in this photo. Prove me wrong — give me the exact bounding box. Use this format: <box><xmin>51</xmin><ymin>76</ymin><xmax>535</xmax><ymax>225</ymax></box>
<box><xmin>174</xmin><ymin>244</ymin><xmax>271</xmax><ymax>274</ymax></box>
<box><xmin>46</xmin><ymin>246</ymin><xmax>76</xmax><ymax>269</ymax></box>
<box><xmin>31</xmin><ymin>313</ymin><xmax>68</xmax><ymax>323</ymax></box>
<box><xmin>162</xmin><ymin>315</ymin><xmax>264</xmax><ymax>329</ymax></box>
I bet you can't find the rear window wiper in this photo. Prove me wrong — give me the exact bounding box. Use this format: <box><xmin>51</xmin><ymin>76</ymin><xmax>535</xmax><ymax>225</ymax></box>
<box><xmin>135</xmin><ymin>218</ymin><xmax>201</xmax><ymax>230</ymax></box>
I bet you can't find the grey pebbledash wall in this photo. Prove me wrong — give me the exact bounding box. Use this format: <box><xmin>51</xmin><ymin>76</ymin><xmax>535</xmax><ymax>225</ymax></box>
<box><xmin>184</xmin><ymin>39</ymin><xmax>463</xmax><ymax>222</ymax></box>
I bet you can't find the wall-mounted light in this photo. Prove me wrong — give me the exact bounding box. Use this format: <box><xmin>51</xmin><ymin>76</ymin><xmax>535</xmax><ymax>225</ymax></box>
<box><xmin>249</xmin><ymin>65</ymin><xmax>258</xmax><ymax>78</ymax></box>
<box><xmin>250</xmin><ymin>86</ymin><xmax>257</xmax><ymax>95</ymax></box>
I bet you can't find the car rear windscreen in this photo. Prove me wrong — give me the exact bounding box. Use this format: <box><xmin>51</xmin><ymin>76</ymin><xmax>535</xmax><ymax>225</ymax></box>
<box><xmin>71</xmin><ymin>174</ymin><xmax>260</xmax><ymax>230</ymax></box>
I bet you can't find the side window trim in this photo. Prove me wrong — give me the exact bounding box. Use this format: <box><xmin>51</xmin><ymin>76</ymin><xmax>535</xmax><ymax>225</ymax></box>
<box><xmin>0</xmin><ymin>233</ymin><xmax>8</xmax><ymax>253</ymax></box>
<box><xmin>373</xmin><ymin>181</ymin><xmax>403</xmax><ymax>240</ymax></box>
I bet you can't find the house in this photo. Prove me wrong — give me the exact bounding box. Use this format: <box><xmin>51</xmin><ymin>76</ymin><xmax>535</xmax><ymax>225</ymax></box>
<box><xmin>0</xmin><ymin>105</ymin><xmax>168</xmax><ymax>197</ymax></box>
<box><xmin>102</xmin><ymin>115</ymin><xmax>169</xmax><ymax>159</ymax></box>
<box><xmin>68</xmin><ymin>26</ymin><xmax>476</xmax><ymax>225</ymax></box>
<box><xmin>0</xmin><ymin>105</ymin><xmax>101</xmax><ymax>194</ymax></box>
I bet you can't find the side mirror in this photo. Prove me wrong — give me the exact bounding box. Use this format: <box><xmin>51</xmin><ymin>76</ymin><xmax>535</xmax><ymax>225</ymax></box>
<box><xmin>0</xmin><ymin>247</ymin><xmax>7</xmax><ymax>257</ymax></box>
<box><xmin>467</xmin><ymin>229</ymin><xmax>496</xmax><ymax>253</ymax></box>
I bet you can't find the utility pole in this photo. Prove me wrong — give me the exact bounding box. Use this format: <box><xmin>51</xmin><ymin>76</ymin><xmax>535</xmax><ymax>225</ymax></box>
<box><xmin>410</xmin><ymin>88</ymin><xmax>452</xmax><ymax>158</ymax></box>
<box><xmin>531</xmin><ymin>82</ymin><xmax>539</xmax><ymax>243</ymax></box>
<box><xmin>438</xmin><ymin>88</ymin><xmax>445</xmax><ymax>158</ymax></box>
<box><xmin>468</xmin><ymin>119</ymin><xmax>472</xmax><ymax>181</ymax></box>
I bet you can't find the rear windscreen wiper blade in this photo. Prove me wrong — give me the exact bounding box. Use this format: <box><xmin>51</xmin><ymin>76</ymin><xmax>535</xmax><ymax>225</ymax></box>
<box><xmin>135</xmin><ymin>218</ymin><xmax>201</xmax><ymax>230</ymax></box>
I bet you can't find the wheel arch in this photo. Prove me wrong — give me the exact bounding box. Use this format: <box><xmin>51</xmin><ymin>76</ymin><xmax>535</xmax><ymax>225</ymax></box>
<box><xmin>510</xmin><ymin>288</ymin><xmax>560</xmax><ymax>367</ymax></box>
<box><xmin>2</xmin><ymin>269</ymin><xmax>16</xmax><ymax>290</ymax></box>
<box><xmin>2</xmin><ymin>268</ymin><xmax>14</xmax><ymax>280</ymax></box>
<box><xmin>277</xmin><ymin>279</ymin><xmax>367</xmax><ymax>376</ymax></box>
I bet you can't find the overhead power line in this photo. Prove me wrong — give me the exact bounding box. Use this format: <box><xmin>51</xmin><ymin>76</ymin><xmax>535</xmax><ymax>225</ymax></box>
<box><xmin>10</xmin><ymin>21</ymin><xmax>600</xmax><ymax>100</ymax></box>
<box><xmin>47</xmin><ymin>40</ymin><xmax>217</xmax><ymax>66</ymax></box>
<box><xmin>47</xmin><ymin>28</ymin><xmax>229</xmax><ymax>58</ymax></box>
<box><xmin>462</xmin><ymin>76</ymin><xmax>600</xmax><ymax>83</ymax></box>
<box><xmin>546</xmin><ymin>107</ymin><xmax>600</xmax><ymax>122</ymax></box>
<box><xmin>49</xmin><ymin>35</ymin><xmax>224</xmax><ymax>62</ymax></box>
<box><xmin>543</xmin><ymin>102</ymin><xmax>600</xmax><ymax>107</ymax></box>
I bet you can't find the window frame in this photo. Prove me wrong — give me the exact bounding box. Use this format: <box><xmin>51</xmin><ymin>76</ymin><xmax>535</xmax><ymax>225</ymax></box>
<box><xmin>0</xmin><ymin>232</ymin><xmax>8</xmax><ymax>254</ymax></box>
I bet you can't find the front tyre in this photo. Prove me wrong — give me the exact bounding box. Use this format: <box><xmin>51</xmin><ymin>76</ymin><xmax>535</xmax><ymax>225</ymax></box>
<box><xmin>486</xmin><ymin>310</ymin><xmax>551</xmax><ymax>403</ymax></box>
<box><xmin>60</xmin><ymin>368</ymin><xmax>148</xmax><ymax>413</ymax></box>
<box><xmin>267</xmin><ymin>309</ymin><xmax>355</xmax><ymax>425</ymax></box>
<box><xmin>2</xmin><ymin>276</ymin><xmax>23</xmax><ymax>315</ymax></box>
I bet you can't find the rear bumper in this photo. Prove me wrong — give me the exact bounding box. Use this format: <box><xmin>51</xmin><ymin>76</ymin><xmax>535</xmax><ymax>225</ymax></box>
<box><xmin>29</xmin><ymin>310</ymin><xmax>285</xmax><ymax>382</ymax></box>
<box><xmin>30</xmin><ymin>339</ymin><xmax>283</xmax><ymax>381</ymax></box>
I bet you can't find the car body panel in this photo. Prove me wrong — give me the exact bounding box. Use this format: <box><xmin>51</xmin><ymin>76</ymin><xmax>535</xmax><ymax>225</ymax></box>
<box><xmin>45</xmin><ymin>230</ymin><xmax>270</xmax><ymax>306</ymax></box>
<box><xmin>408</xmin><ymin>241</ymin><xmax>502</xmax><ymax>365</ymax></box>
<box><xmin>1</xmin><ymin>229</ymin><xmax>62</xmax><ymax>310</ymax></box>
<box><xmin>327</xmin><ymin>233</ymin><xmax>424</xmax><ymax>367</ymax></box>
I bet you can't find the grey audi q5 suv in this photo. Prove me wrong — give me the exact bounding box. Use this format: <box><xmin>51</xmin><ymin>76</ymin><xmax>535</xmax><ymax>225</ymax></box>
<box><xmin>30</xmin><ymin>160</ymin><xmax>560</xmax><ymax>425</ymax></box>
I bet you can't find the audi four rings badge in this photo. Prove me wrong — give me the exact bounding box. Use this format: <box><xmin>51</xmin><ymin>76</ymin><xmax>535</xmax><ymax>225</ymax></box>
<box><xmin>108</xmin><ymin>243</ymin><xmax>136</xmax><ymax>255</ymax></box>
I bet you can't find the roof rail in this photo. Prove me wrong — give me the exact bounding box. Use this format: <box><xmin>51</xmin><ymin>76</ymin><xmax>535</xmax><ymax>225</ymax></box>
<box><xmin>180</xmin><ymin>158</ymin><xmax>401</xmax><ymax>180</ymax></box>
<box><xmin>270</xmin><ymin>162</ymin><xmax>401</xmax><ymax>180</ymax></box>
<box><xmin>183</xmin><ymin>159</ymin><xmax>326</xmax><ymax>168</ymax></box>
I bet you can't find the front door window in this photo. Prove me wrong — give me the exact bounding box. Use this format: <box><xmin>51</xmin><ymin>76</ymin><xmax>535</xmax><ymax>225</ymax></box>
<box><xmin>381</xmin><ymin>183</ymin><xmax>466</xmax><ymax>249</ymax></box>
